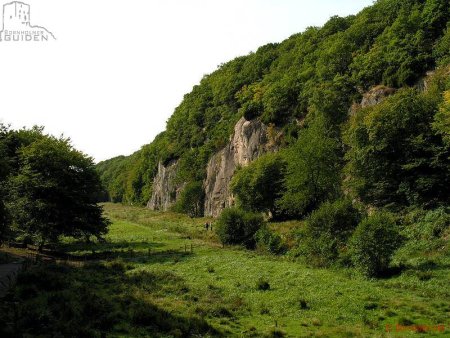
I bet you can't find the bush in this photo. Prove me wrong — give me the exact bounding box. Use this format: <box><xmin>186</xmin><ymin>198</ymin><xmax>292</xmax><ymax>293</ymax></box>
<box><xmin>395</xmin><ymin>207</ymin><xmax>450</xmax><ymax>260</ymax></box>
<box><xmin>349</xmin><ymin>212</ymin><xmax>402</xmax><ymax>277</ymax></box>
<box><xmin>231</xmin><ymin>153</ymin><xmax>286</xmax><ymax>216</ymax></box>
<box><xmin>299</xmin><ymin>199</ymin><xmax>361</xmax><ymax>266</ymax></box>
<box><xmin>417</xmin><ymin>207</ymin><xmax>450</xmax><ymax>240</ymax></box>
<box><xmin>215</xmin><ymin>208</ymin><xmax>264</xmax><ymax>249</ymax></box>
<box><xmin>256</xmin><ymin>277</ymin><xmax>270</xmax><ymax>291</ymax></box>
<box><xmin>255</xmin><ymin>226</ymin><xmax>286</xmax><ymax>255</ymax></box>
<box><xmin>173</xmin><ymin>181</ymin><xmax>205</xmax><ymax>217</ymax></box>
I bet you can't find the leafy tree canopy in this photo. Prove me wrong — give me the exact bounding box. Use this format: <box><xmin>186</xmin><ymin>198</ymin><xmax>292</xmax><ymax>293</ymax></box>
<box><xmin>97</xmin><ymin>0</ymin><xmax>449</xmax><ymax>219</ymax></box>
<box><xmin>1</xmin><ymin>126</ymin><xmax>109</xmax><ymax>247</ymax></box>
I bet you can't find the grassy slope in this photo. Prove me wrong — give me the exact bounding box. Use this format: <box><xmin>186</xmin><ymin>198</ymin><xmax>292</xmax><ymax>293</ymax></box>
<box><xmin>83</xmin><ymin>203</ymin><xmax>449</xmax><ymax>337</ymax></box>
<box><xmin>4</xmin><ymin>203</ymin><xmax>448</xmax><ymax>337</ymax></box>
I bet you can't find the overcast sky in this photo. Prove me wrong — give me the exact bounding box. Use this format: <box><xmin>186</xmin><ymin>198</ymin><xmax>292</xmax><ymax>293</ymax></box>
<box><xmin>0</xmin><ymin>0</ymin><xmax>374</xmax><ymax>162</ymax></box>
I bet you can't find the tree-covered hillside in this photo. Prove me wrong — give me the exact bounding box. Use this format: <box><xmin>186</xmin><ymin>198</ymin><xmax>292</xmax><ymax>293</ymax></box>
<box><xmin>97</xmin><ymin>0</ymin><xmax>450</xmax><ymax>215</ymax></box>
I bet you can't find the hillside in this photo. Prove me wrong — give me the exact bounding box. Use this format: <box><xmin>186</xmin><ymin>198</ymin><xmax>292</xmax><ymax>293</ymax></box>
<box><xmin>97</xmin><ymin>0</ymin><xmax>449</xmax><ymax>220</ymax></box>
<box><xmin>1</xmin><ymin>1</ymin><xmax>449</xmax><ymax>336</ymax></box>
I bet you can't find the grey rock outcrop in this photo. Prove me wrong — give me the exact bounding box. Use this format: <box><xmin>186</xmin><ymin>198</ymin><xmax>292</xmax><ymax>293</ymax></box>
<box><xmin>147</xmin><ymin>161</ymin><xmax>184</xmax><ymax>211</ymax></box>
<box><xmin>350</xmin><ymin>85</ymin><xmax>397</xmax><ymax>116</ymax></box>
<box><xmin>203</xmin><ymin>117</ymin><xmax>270</xmax><ymax>217</ymax></box>
<box><xmin>361</xmin><ymin>85</ymin><xmax>396</xmax><ymax>108</ymax></box>
<box><xmin>416</xmin><ymin>70</ymin><xmax>436</xmax><ymax>92</ymax></box>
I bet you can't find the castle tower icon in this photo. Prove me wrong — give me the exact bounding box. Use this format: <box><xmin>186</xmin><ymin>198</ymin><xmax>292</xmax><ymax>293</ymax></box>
<box><xmin>0</xmin><ymin>1</ymin><xmax>55</xmax><ymax>41</ymax></box>
<box><xmin>3</xmin><ymin>1</ymin><xmax>31</xmax><ymax>29</ymax></box>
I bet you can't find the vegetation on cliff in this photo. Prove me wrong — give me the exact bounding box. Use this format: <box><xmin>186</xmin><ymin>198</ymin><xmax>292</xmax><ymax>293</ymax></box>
<box><xmin>98</xmin><ymin>0</ymin><xmax>450</xmax><ymax>215</ymax></box>
<box><xmin>93</xmin><ymin>0</ymin><xmax>450</xmax><ymax>282</ymax></box>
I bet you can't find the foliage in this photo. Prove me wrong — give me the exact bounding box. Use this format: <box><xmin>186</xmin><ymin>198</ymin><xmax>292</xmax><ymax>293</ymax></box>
<box><xmin>231</xmin><ymin>153</ymin><xmax>286</xmax><ymax>216</ymax></box>
<box><xmin>1</xmin><ymin>127</ymin><xmax>110</xmax><ymax>247</ymax></box>
<box><xmin>215</xmin><ymin>208</ymin><xmax>264</xmax><ymax>249</ymax></box>
<box><xmin>173</xmin><ymin>181</ymin><xmax>205</xmax><ymax>217</ymax></box>
<box><xmin>255</xmin><ymin>226</ymin><xmax>286</xmax><ymax>255</ymax></box>
<box><xmin>433</xmin><ymin>89</ymin><xmax>450</xmax><ymax>146</ymax></box>
<box><xmin>98</xmin><ymin>0</ymin><xmax>450</xmax><ymax>212</ymax></box>
<box><xmin>411</xmin><ymin>207</ymin><xmax>450</xmax><ymax>240</ymax></box>
<box><xmin>396</xmin><ymin>207</ymin><xmax>450</xmax><ymax>260</ymax></box>
<box><xmin>349</xmin><ymin>212</ymin><xmax>402</xmax><ymax>277</ymax></box>
<box><xmin>278</xmin><ymin>116</ymin><xmax>342</xmax><ymax>217</ymax></box>
<box><xmin>344</xmin><ymin>88</ymin><xmax>450</xmax><ymax>208</ymax></box>
<box><xmin>434</xmin><ymin>25</ymin><xmax>450</xmax><ymax>66</ymax></box>
<box><xmin>299</xmin><ymin>199</ymin><xmax>361</xmax><ymax>267</ymax></box>
<box><xmin>0</xmin><ymin>201</ymin><xmax>9</xmax><ymax>243</ymax></box>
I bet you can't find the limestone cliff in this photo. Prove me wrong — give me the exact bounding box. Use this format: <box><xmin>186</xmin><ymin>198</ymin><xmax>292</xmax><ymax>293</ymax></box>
<box><xmin>203</xmin><ymin>117</ymin><xmax>271</xmax><ymax>217</ymax></box>
<box><xmin>361</xmin><ymin>85</ymin><xmax>397</xmax><ymax>108</ymax></box>
<box><xmin>147</xmin><ymin>161</ymin><xmax>184</xmax><ymax>211</ymax></box>
<box><xmin>350</xmin><ymin>85</ymin><xmax>396</xmax><ymax>116</ymax></box>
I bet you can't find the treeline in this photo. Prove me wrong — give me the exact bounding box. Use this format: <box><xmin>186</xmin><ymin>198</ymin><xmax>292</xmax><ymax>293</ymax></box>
<box><xmin>98</xmin><ymin>0</ymin><xmax>450</xmax><ymax>210</ymax></box>
<box><xmin>217</xmin><ymin>71</ymin><xmax>449</xmax><ymax>276</ymax></box>
<box><xmin>0</xmin><ymin>126</ymin><xmax>109</xmax><ymax>249</ymax></box>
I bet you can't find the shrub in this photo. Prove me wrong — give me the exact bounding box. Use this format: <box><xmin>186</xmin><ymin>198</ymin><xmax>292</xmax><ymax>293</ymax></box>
<box><xmin>416</xmin><ymin>207</ymin><xmax>450</xmax><ymax>240</ymax></box>
<box><xmin>395</xmin><ymin>207</ymin><xmax>450</xmax><ymax>260</ymax></box>
<box><xmin>173</xmin><ymin>181</ymin><xmax>205</xmax><ymax>217</ymax></box>
<box><xmin>256</xmin><ymin>278</ymin><xmax>270</xmax><ymax>291</ymax></box>
<box><xmin>215</xmin><ymin>208</ymin><xmax>264</xmax><ymax>249</ymax></box>
<box><xmin>349</xmin><ymin>212</ymin><xmax>402</xmax><ymax>277</ymax></box>
<box><xmin>231</xmin><ymin>153</ymin><xmax>286</xmax><ymax>216</ymax></box>
<box><xmin>255</xmin><ymin>226</ymin><xmax>286</xmax><ymax>255</ymax></box>
<box><xmin>300</xmin><ymin>199</ymin><xmax>361</xmax><ymax>266</ymax></box>
<box><xmin>298</xmin><ymin>299</ymin><xmax>310</xmax><ymax>310</ymax></box>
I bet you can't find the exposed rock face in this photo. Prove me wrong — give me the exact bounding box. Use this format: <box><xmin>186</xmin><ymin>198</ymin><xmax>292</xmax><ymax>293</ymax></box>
<box><xmin>361</xmin><ymin>85</ymin><xmax>396</xmax><ymax>108</ymax></box>
<box><xmin>416</xmin><ymin>70</ymin><xmax>436</xmax><ymax>92</ymax></box>
<box><xmin>203</xmin><ymin>117</ymin><xmax>270</xmax><ymax>217</ymax></box>
<box><xmin>147</xmin><ymin>161</ymin><xmax>184</xmax><ymax>211</ymax></box>
<box><xmin>350</xmin><ymin>85</ymin><xmax>397</xmax><ymax>116</ymax></box>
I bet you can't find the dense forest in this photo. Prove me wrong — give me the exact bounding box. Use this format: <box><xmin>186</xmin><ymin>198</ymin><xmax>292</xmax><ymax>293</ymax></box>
<box><xmin>98</xmin><ymin>0</ymin><xmax>449</xmax><ymax>212</ymax></box>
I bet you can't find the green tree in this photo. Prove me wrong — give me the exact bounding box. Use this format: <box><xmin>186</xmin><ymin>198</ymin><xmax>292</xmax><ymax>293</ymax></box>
<box><xmin>7</xmin><ymin>135</ymin><xmax>110</xmax><ymax>248</ymax></box>
<box><xmin>0</xmin><ymin>201</ymin><xmax>9</xmax><ymax>243</ymax></box>
<box><xmin>349</xmin><ymin>212</ymin><xmax>402</xmax><ymax>277</ymax></box>
<box><xmin>344</xmin><ymin>88</ymin><xmax>450</xmax><ymax>208</ymax></box>
<box><xmin>0</xmin><ymin>126</ymin><xmax>10</xmax><ymax>243</ymax></box>
<box><xmin>278</xmin><ymin>116</ymin><xmax>342</xmax><ymax>217</ymax></box>
<box><xmin>254</xmin><ymin>226</ymin><xmax>286</xmax><ymax>255</ymax></box>
<box><xmin>231</xmin><ymin>153</ymin><xmax>286</xmax><ymax>216</ymax></box>
<box><xmin>174</xmin><ymin>181</ymin><xmax>205</xmax><ymax>217</ymax></box>
<box><xmin>300</xmin><ymin>199</ymin><xmax>361</xmax><ymax>266</ymax></box>
<box><xmin>215</xmin><ymin>208</ymin><xmax>264</xmax><ymax>249</ymax></box>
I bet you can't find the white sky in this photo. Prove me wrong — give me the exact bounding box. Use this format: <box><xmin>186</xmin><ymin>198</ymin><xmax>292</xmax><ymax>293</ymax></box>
<box><xmin>0</xmin><ymin>0</ymin><xmax>374</xmax><ymax>162</ymax></box>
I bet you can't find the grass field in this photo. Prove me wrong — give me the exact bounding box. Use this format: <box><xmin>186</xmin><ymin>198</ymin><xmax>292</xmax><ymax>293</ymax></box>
<box><xmin>1</xmin><ymin>203</ymin><xmax>449</xmax><ymax>337</ymax></box>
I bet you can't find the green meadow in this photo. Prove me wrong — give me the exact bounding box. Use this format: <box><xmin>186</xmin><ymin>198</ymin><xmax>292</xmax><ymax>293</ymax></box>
<box><xmin>2</xmin><ymin>203</ymin><xmax>447</xmax><ymax>337</ymax></box>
